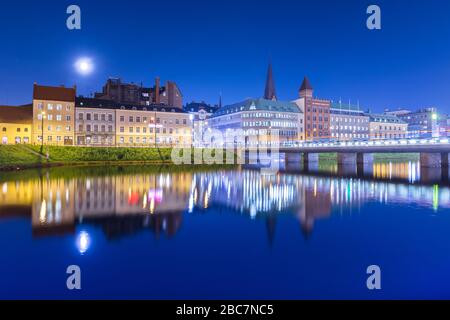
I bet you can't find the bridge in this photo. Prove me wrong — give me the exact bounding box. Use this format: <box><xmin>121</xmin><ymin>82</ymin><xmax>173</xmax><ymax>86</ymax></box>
<box><xmin>246</xmin><ymin>137</ymin><xmax>450</xmax><ymax>169</ymax></box>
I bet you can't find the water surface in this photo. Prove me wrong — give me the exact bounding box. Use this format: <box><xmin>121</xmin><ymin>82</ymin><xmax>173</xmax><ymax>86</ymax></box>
<box><xmin>0</xmin><ymin>161</ymin><xmax>449</xmax><ymax>299</ymax></box>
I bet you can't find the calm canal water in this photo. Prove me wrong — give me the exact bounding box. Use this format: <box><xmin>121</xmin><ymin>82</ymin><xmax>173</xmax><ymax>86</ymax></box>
<box><xmin>0</xmin><ymin>161</ymin><xmax>450</xmax><ymax>299</ymax></box>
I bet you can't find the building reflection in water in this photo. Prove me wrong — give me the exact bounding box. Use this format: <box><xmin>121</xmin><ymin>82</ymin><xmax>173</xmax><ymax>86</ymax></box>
<box><xmin>0</xmin><ymin>161</ymin><xmax>449</xmax><ymax>243</ymax></box>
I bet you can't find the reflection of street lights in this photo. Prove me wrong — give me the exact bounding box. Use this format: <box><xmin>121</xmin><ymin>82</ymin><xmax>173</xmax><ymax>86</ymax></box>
<box><xmin>41</xmin><ymin>111</ymin><xmax>46</xmax><ymax>147</ymax></box>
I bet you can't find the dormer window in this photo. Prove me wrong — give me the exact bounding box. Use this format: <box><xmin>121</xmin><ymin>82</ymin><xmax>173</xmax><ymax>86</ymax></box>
<box><xmin>120</xmin><ymin>106</ymin><xmax>125</xmax><ymax>110</ymax></box>
<box><xmin>132</xmin><ymin>107</ymin><xmax>137</xmax><ymax>110</ymax></box>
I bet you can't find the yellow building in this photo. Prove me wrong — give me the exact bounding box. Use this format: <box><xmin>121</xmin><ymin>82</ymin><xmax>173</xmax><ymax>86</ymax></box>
<box><xmin>32</xmin><ymin>84</ymin><xmax>76</xmax><ymax>146</ymax></box>
<box><xmin>368</xmin><ymin>113</ymin><xmax>408</xmax><ymax>140</ymax></box>
<box><xmin>115</xmin><ymin>105</ymin><xmax>192</xmax><ymax>147</ymax></box>
<box><xmin>0</xmin><ymin>105</ymin><xmax>33</xmax><ymax>144</ymax></box>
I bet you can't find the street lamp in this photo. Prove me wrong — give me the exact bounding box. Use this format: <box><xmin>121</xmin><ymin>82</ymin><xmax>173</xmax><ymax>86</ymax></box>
<box><xmin>189</xmin><ymin>114</ymin><xmax>194</xmax><ymax>148</ymax></box>
<box><xmin>151</xmin><ymin>116</ymin><xmax>156</xmax><ymax>148</ymax></box>
<box><xmin>41</xmin><ymin>111</ymin><xmax>46</xmax><ymax>147</ymax></box>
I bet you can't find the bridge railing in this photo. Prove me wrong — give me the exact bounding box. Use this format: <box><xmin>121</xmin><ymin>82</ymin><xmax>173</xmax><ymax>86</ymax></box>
<box><xmin>281</xmin><ymin>137</ymin><xmax>450</xmax><ymax>149</ymax></box>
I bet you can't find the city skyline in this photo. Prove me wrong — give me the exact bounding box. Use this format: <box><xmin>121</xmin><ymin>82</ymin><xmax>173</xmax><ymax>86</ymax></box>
<box><xmin>1</xmin><ymin>0</ymin><xmax>450</xmax><ymax>112</ymax></box>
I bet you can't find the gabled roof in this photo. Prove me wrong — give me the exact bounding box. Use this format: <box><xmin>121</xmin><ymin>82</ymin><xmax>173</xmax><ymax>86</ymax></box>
<box><xmin>0</xmin><ymin>105</ymin><xmax>33</xmax><ymax>124</ymax></box>
<box><xmin>33</xmin><ymin>84</ymin><xmax>76</xmax><ymax>102</ymax></box>
<box><xmin>213</xmin><ymin>98</ymin><xmax>302</xmax><ymax>117</ymax></box>
<box><xmin>299</xmin><ymin>76</ymin><xmax>313</xmax><ymax>91</ymax></box>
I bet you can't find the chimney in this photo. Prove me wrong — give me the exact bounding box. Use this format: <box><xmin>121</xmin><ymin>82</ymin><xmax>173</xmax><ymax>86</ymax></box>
<box><xmin>155</xmin><ymin>77</ymin><xmax>160</xmax><ymax>104</ymax></box>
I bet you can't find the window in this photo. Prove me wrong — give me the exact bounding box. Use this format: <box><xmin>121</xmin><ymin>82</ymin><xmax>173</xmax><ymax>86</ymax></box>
<box><xmin>37</xmin><ymin>103</ymin><xmax>43</xmax><ymax>110</ymax></box>
<box><xmin>48</xmin><ymin>104</ymin><xmax>53</xmax><ymax>110</ymax></box>
<box><xmin>79</xmin><ymin>113</ymin><xmax>83</xmax><ymax>120</ymax></box>
<box><xmin>86</xmin><ymin>113</ymin><xmax>91</xmax><ymax>121</ymax></box>
<box><xmin>94</xmin><ymin>125</ymin><xmax>98</xmax><ymax>132</ymax></box>
<box><xmin>129</xmin><ymin>116</ymin><xmax>133</xmax><ymax>122</ymax></box>
<box><xmin>17</xmin><ymin>128</ymin><xmax>21</xmax><ymax>132</ymax></box>
<box><xmin>120</xmin><ymin>116</ymin><xmax>125</xmax><ymax>122</ymax></box>
<box><xmin>129</xmin><ymin>127</ymin><xmax>133</xmax><ymax>133</ymax></box>
<box><xmin>101</xmin><ymin>125</ymin><xmax>105</xmax><ymax>132</ymax></box>
<box><xmin>37</xmin><ymin>114</ymin><xmax>43</xmax><ymax>120</ymax></box>
<box><xmin>183</xmin><ymin>119</ymin><xmax>187</xmax><ymax>125</ymax></box>
<box><xmin>108</xmin><ymin>114</ymin><xmax>113</xmax><ymax>122</ymax></box>
<box><xmin>47</xmin><ymin>115</ymin><xmax>53</xmax><ymax>121</ymax></box>
<box><xmin>101</xmin><ymin>114</ymin><xmax>106</xmax><ymax>121</ymax></box>
<box><xmin>136</xmin><ymin>117</ymin><xmax>141</xmax><ymax>123</ymax></box>
<box><xmin>78</xmin><ymin>125</ymin><xmax>83</xmax><ymax>132</ymax></box>
<box><xmin>108</xmin><ymin>125</ymin><xmax>113</xmax><ymax>132</ymax></box>
<box><xmin>56</xmin><ymin>104</ymin><xmax>62</xmax><ymax>111</ymax></box>
<box><xmin>66</xmin><ymin>105</ymin><xmax>71</xmax><ymax>111</ymax></box>
<box><xmin>86</xmin><ymin>125</ymin><xmax>91</xmax><ymax>132</ymax></box>
<box><xmin>120</xmin><ymin>127</ymin><xmax>124</xmax><ymax>133</ymax></box>
<box><xmin>66</xmin><ymin>115</ymin><xmax>71</xmax><ymax>121</ymax></box>
<box><xmin>24</xmin><ymin>128</ymin><xmax>28</xmax><ymax>132</ymax></box>
<box><xmin>136</xmin><ymin>127</ymin><xmax>140</xmax><ymax>133</ymax></box>
<box><xmin>56</xmin><ymin>115</ymin><xmax>62</xmax><ymax>121</ymax></box>
<box><xmin>94</xmin><ymin>114</ymin><xmax>99</xmax><ymax>121</ymax></box>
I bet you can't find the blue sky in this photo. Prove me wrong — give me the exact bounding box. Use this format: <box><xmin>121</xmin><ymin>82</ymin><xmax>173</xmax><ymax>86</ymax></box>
<box><xmin>1</xmin><ymin>0</ymin><xmax>450</xmax><ymax>113</ymax></box>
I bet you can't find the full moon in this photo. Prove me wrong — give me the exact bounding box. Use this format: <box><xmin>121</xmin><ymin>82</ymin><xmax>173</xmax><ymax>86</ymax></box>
<box><xmin>75</xmin><ymin>58</ymin><xmax>94</xmax><ymax>76</ymax></box>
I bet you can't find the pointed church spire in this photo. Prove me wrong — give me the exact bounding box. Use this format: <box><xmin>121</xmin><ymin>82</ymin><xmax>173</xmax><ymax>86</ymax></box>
<box><xmin>264</xmin><ymin>62</ymin><xmax>277</xmax><ymax>101</ymax></box>
<box><xmin>299</xmin><ymin>76</ymin><xmax>313</xmax><ymax>98</ymax></box>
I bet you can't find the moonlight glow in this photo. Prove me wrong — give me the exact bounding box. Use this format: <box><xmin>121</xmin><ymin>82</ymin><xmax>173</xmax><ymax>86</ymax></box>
<box><xmin>75</xmin><ymin>58</ymin><xmax>94</xmax><ymax>76</ymax></box>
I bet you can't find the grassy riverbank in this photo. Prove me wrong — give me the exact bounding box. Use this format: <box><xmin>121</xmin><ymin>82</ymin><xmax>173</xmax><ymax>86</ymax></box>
<box><xmin>0</xmin><ymin>145</ymin><xmax>236</xmax><ymax>171</ymax></box>
<box><xmin>0</xmin><ymin>145</ymin><xmax>174</xmax><ymax>170</ymax></box>
<box><xmin>0</xmin><ymin>145</ymin><xmax>421</xmax><ymax>171</ymax></box>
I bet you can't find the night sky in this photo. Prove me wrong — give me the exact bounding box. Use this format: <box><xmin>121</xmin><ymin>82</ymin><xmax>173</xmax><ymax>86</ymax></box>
<box><xmin>1</xmin><ymin>0</ymin><xmax>450</xmax><ymax>112</ymax></box>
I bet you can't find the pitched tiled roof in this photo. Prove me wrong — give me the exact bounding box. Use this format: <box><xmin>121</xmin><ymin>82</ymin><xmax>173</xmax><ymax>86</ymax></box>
<box><xmin>0</xmin><ymin>105</ymin><xmax>33</xmax><ymax>124</ymax></box>
<box><xmin>33</xmin><ymin>84</ymin><xmax>76</xmax><ymax>102</ymax></box>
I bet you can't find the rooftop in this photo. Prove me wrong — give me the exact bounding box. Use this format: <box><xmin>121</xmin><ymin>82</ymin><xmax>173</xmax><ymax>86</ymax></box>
<box><xmin>75</xmin><ymin>97</ymin><xmax>187</xmax><ymax>113</ymax></box>
<box><xmin>0</xmin><ymin>105</ymin><xmax>33</xmax><ymax>124</ymax></box>
<box><xmin>366</xmin><ymin>113</ymin><xmax>406</xmax><ymax>124</ymax></box>
<box><xmin>184</xmin><ymin>102</ymin><xmax>219</xmax><ymax>114</ymax></box>
<box><xmin>33</xmin><ymin>84</ymin><xmax>76</xmax><ymax>102</ymax></box>
<box><xmin>213</xmin><ymin>98</ymin><xmax>301</xmax><ymax>117</ymax></box>
<box><xmin>330</xmin><ymin>101</ymin><xmax>365</xmax><ymax>113</ymax></box>
<box><xmin>299</xmin><ymin>76</ymin><xmax>313</xmax><ymax>91</ymax></box>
